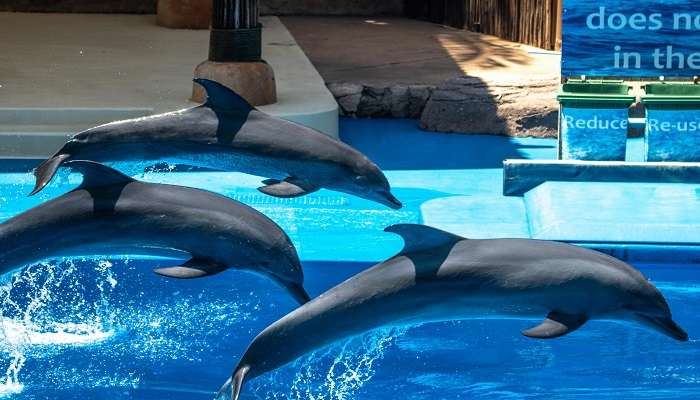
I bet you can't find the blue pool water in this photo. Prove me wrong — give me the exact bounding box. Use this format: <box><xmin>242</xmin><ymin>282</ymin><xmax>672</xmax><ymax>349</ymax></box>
<box><xmin>2</xmin><ymin>260</ymin><xmax>698</xmax><ymax>399</ymax></box>
<box><xmin>0</xmin><ymin>118</ymin><xmax>698</xmax><ymax>399</ymax></box>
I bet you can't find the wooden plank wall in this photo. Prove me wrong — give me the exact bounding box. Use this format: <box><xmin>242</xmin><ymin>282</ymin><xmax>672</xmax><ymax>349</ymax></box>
<box><xmin>405</xmin><ymin>0</ymin><xmax>562</xmax><ymax>51</ymax></box>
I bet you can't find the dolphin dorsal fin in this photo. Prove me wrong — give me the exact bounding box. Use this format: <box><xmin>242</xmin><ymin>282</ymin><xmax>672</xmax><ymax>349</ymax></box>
<box><xmin>194</xmin><ymin>78</ymin><xmax>255</xmax><ymax>112</ymax></box>
<box><xmin>385</xmin><ymin>224</ymin><xmax>465</xmax><ymax>254</ymax></box>
<box><xmin>66</xmin><ymin>160</ymin><xmax>135</xmax><ymax>190</ymax></box>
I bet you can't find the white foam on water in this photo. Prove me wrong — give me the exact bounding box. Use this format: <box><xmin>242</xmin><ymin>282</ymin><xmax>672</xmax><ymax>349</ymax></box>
<box><xmin>0</xmin><ymin>258</ymin><xmax>120</xmax><ymax>395</ymax></box>
<box><xmin>0</xmin><ymin>381</ymin><xmax>23</xmax><ymax>398</ymax></box>
<box><xmin>0</xmin><ymin>319</ymin><xmax>114</xmax><ymax>347</ymax></box>
<box><xmin>0</xmin><ymin>349</ymin><xmax>24</xmax><ymax>398</ymax></box>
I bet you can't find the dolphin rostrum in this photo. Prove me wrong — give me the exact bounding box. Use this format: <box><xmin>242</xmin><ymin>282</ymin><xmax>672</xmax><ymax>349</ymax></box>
<box><xmin>5</xmin><ymin>161</ymin><xmax>310</xmax><ymax>304</ymax></box>
<box><xmin>217</xmin><ymin>224</ymin><xmax>687</xmax><ymax>399</ymax></box>
<box><xmin>30</xmin><ymin>79</ymin><xmax>401</xmax><ymax>209</ymax></box>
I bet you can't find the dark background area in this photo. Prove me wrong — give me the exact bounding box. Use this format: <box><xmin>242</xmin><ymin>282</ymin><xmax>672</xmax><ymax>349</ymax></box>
<box><xmin>0</xmin><ymin>0</ymin><xmax>404</xmax><ymax>15</ymax></box>
<box><xmin>0</xmin><ymin>0</ymin><xmax>560</xmax><ymax>49</ymax></box>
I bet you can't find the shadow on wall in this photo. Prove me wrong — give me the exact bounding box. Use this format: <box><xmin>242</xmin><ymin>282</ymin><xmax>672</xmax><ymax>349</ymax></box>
<box><xmin>418</xmin><ymin>74</ymin><xmax>558</xmax><ymax>137</ymax></box>
<box><xmin>417</xmin><ymin>33</ymin><xmax>557</xmax><ymax>137</ymax></box>
<box><xmin>340</xmin><ymin>118</ymin><xmax>554</xmax><ymax>170</ymax></box>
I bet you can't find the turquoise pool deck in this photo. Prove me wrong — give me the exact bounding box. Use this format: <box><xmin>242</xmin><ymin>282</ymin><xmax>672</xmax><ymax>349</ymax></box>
<box><xmin>0</xmin><ymin>118</ymin><xmax>697</xmax><ymax>263</ymax></box>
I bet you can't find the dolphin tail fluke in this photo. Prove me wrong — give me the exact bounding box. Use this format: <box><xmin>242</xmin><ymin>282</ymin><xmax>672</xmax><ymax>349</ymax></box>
<box><xmin>215</xmin><ymin>365</ymin><xmax>249</xmax><ymax>400</ymax></box>
<box><xmin>29</xmin><ymin>153</ymin><xmax>71</xmax><ymax>196</ymax></box>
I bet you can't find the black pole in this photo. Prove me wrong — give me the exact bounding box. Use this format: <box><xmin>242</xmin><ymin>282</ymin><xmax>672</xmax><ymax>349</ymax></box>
<box><xmin>209</xmin><ymin>0</ymin><xmax>261</xmax><ymax>62</ymax></box>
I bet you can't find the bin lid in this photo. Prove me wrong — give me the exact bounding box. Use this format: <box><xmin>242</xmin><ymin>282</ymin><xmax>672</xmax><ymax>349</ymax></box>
<box><xmin>641</xmin><ymin>83</ymin><xmax>700</xmax><ymax>107</ymax></box>
<box><xmin>557</xmin><ymin>80</ymin><xmax>635</xmax><ymax>105</ymax></box>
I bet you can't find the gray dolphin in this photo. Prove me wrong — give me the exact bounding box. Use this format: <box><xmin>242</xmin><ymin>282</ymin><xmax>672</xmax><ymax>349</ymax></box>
<box><xmin>30</xmin><ymin>79</ymin><xmax>401</xmax><ymax>209</ymax></box>
<box><xmin>218</xmin><ymin>223</ymin><xmax>687</xmax><ymax>399</ymax></box>
<box><xmin>5</xmin><ymin>160</ymin><xmax>310</xmax><ymax>304</ymax></box>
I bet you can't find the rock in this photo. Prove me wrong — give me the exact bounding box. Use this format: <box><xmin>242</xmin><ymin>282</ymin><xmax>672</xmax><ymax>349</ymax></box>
<box><xmin>328</xmin><ymin>82</ymin><xmax>434</xmax><ymax>119</ymax></box>
<box><xmin>407</xmin><ymin>85</ymin><xmax>432</xmax><ymax>118</ymax></box>
<box><xmin>325</xmin><ymin>76</ymin><xmax>557</xmax><ymax>137</ymax></box>
<box><xmin>157</xmin><ymin>0</ymin><xmax>212</xmax><ymax>29</ymax></box>
<box><xmin>192</xmin><ymin>60</ymin><xmax>277</xmax><ymax>106</ymax></box>
<box><xmin>420</xmin><ymin>76</ymin><xmax>559</xmax><ymax>137</ymax></box>
<box><xmin>327</xmin><ymin>83</ymin><xmax>362</xmax><ymax>115</ymax></box>
<box><xmin>357</xmin><ymin>86</ymin><xmax>391</xmax><ymax>117</ymax></box>
<box><xmin>337</xmin><ymin>94</ymin><xmax>362</xmax><ymax>116</ymax></box>
<box><xmin>327</xmin><ymin>82</ymin><xmax>362</xmax><ymax>98</ymax></box>
<box><xmin>388</xmin><ymin>85</ymin><xmax>409</xmax><ymax>118</ymax></box>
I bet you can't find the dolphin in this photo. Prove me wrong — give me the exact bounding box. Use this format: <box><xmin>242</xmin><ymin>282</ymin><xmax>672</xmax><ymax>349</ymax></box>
<box><xmin>29</xmin><ymin>79</ymin><xmax>401</xmax><ymax>209</ymax></box>
<box><xmin>217</xmin><ymin>223</ymin><xmax>688</xmax><ymax>399</ymax></box>
<box><xmin>4</xmin><ymin>160</ymin><xmax>310</xmax><ymax>304</ymax></box>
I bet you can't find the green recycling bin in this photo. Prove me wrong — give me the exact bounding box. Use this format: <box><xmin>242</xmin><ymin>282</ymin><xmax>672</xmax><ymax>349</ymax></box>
<box><xmin>641</xmin><ymin>82</ymin><xmax>700</xmax><ymax>162</ymax></box>
<box><xmin>557</xmin><ymin>80</ymin><xmax>635</xmax><ymax>161</ymax></box>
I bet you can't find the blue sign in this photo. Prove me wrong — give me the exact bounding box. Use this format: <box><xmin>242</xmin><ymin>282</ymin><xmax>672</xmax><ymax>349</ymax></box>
<box><xmin>559</xmin><ymin>107</ymin><xmax>629</xmax><ymax>161</ymax></box>
<box><xmin>562</xmin><ymin>0</ymin><xmax>700</xmax><ymax>78</ymax></box>
<box><xmin>645</xmin><ymin>109</ymin><xmax>700</xmax><ymax>161</ymax></box>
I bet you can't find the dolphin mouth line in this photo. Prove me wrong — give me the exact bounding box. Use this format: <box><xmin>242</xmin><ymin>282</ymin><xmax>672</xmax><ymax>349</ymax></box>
<box><xmin>381</xmin><ymin>191</ymin><xmax>403</xmax><ymax>209</ymax></box>
<box><xmin>637</xmin><ymin>313</ymin><xmax>689</xmax><ymax>341</ymax></box>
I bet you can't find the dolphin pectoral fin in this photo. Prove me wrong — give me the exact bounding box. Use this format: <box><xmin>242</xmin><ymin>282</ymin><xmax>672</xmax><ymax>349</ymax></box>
<box><xmin>153</xmin><ymin>259</ymin><xmax>226</xmax><ymax>279</ymax></box>
<box><xmin>258</xmin><ymin>178</ymin><xmax>318</xmax><ymax>198</ymax></box>
<box><xmin>522</xmin><ymin>312</ymin><xmax>588</xmax><ymax>339</ymax></box>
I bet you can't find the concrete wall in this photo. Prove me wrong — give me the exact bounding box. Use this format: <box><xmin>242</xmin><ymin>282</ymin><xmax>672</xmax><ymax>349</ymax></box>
<box><xmin>0</xmin><ymin>0</ymin><xmax>403</xmax><ymax>15</ymax></box>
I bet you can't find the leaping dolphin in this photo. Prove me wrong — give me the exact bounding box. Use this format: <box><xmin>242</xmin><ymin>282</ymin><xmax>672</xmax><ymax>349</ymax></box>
<box><xmin>5</xmin><ymin>161</ymin><xmax>310</xmax><ymax>305</ymax></box>
<box><xmin>217</xmin><ymin>224</ymin><xmax>687</xmax><ymax>400</ymax></box>
<box><xmin>29</xmin><ymin>79</ymin><xmax>402</xmax><ymax>209</ymax></box>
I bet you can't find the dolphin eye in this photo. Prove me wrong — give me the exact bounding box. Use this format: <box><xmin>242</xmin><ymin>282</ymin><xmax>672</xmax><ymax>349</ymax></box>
<box><xmin>353</xmin><ymin>176</ymin><xmax>372</xmax><ymax>187</ymax></box>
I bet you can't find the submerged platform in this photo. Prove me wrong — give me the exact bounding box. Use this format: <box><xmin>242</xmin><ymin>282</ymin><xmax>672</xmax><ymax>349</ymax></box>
<box><xmin>0</xmin><ymin>13</ymin><xmax>338</xmax><ymax>157</ymax></box>
<box><xmin>525</xmin><ymin>181</ymin><xmax>700</xmax><ymax>244</ymax></box>
<box><xmin>504</xmin><ymin>159</ymin><xmax>700</xmax><ymax>196</ymax></box>
<box><xmin>503</xmin><ymin>154</ymin><xmax>700</xmax><ymax>248</ymax></box>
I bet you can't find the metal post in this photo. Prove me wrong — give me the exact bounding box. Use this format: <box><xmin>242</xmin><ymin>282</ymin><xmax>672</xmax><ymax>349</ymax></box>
<box><xmin>209</xmin><ymin>0</ymin><xmax>261</xmax><ymax>62</ymax></box>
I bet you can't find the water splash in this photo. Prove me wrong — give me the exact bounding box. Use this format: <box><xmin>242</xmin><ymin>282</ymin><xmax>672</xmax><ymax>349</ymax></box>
<box><xmin>0</xmin><ymin>259</ymin><xmax>119</xmax><ymax>395</ymax></box>
<box><xmin>249</xmin><ymin>327</ymin><xmax>406</xmax><ymax>400</ymax></box>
